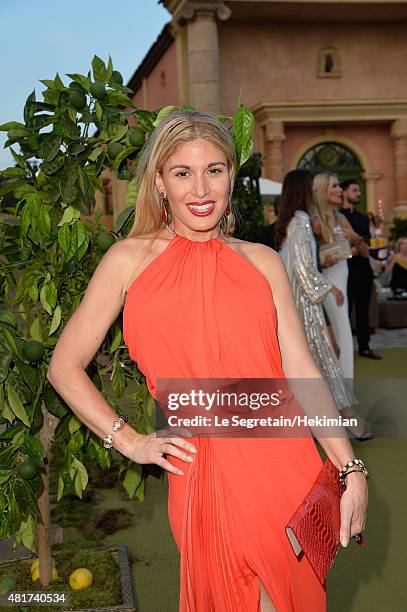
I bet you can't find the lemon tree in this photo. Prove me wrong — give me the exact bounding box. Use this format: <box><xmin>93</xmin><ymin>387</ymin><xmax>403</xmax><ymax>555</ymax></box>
<box><xmin>0</xmin><ymin>53</ymin><xmax>255</xmax><ymax>587</ymax></box>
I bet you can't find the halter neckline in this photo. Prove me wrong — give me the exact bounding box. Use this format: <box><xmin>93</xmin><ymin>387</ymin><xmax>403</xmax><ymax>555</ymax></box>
<box><xmin>164</xmin><ymin>223</ymin><xmax>224</xmax><ymax>243</ymax></box>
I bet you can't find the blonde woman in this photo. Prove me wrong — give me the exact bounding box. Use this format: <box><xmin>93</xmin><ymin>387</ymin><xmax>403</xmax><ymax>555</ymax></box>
<box><xmin>312</xmin><ymin>173</ymin><xmax>368</xmax><ymax>381</ymax></box>
<box><xmin>48</xmin><ymin>113</ymin><xmax>368</xmax><ymax>611</ymax></box>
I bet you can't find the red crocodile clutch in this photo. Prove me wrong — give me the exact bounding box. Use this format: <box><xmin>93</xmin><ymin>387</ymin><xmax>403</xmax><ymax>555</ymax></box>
<box><xmin>285</xmin><ymin>458</ymin><xmax>344</xmax><ymax>584</ymax></box>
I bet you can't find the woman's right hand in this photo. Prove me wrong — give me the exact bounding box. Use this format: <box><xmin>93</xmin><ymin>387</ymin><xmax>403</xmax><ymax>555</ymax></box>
<box><xmin>126</xmin><ymin>429</ymin><xmax>197</xmax><ymax>476</ymax></box>
<box><xmin>330</xmin><ymin>285</ymin><xmax>344</xmax><ymax>306</ymax></box>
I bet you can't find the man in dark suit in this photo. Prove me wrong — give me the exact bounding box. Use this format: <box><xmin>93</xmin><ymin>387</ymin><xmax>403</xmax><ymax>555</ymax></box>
<box><xmin>340</xmin><ymin>179</ymin><xmax>382</xmax><ymax>360</ymax></box>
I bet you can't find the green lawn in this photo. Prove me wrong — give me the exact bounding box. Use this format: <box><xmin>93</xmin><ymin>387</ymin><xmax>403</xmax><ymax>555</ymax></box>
<box><xmin>55</xmin><ymin>348</ymin><xmax>407</xmax><ymax>611</ymax></box>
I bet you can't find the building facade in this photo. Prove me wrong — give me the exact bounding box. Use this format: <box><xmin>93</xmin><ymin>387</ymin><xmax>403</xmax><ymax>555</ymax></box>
<box><xmin>106</xmin><ymin>0</ymin><xmax>407</xmax><ymax>223</ymax></box>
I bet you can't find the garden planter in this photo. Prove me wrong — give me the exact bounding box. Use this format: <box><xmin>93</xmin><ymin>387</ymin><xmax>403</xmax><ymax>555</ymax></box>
<box><xmin>0</xmin><ymin>544</ymin><xmax>137</xmax><ymax>611</ymax></box>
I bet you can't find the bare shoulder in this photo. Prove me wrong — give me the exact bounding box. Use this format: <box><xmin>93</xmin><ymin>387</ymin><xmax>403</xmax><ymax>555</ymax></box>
<box><xmin>224</xmin><ymin>236</ymin><xmax>287</xmax><ymax>282</ymax></box>
<box><xmin>100</xmin><ymin>232</ymin><xmax>169</xmax><ymax>275</ymax></box>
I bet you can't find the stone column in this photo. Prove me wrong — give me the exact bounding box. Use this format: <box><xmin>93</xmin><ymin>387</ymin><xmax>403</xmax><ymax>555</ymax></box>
<box><xmin>263</xmin><ymin>120</ymin><xmax>285</xmax><ymax>182</ymax></box>
<box><xmin>361</xmin><ymin>171</ymin><xmax>381</xmax><ymax>215</ymax></box>
<box><xmin>175</xmin><ymin>1</ymin><xmax>231</xmax><ymax>115</ymax></box>
<box><xmin>391</xmin><ymin>119</ymin><xmax>407</xmax><ymax>217</ymax></box>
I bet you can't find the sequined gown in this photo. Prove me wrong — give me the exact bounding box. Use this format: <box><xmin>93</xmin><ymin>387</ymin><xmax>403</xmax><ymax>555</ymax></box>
<box><xmin>123</xmin><ymin>232</ymin><xmax>326</xmax><ymax>611</ymax></box>
<box><xmin>279</xmin><ymin>210</ymin><xmax>355</xmax><ymax>410</ymax></box>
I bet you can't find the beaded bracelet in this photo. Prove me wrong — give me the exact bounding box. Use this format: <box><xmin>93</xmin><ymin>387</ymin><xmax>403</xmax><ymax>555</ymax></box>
<box><xmin>339</xmin><ymin>458</ymin><xmax>369</xmax><ymax>482</ymax></box>
<box><xmin>102</xmin><ymin>414</ymin><xmax>129</xmax><ymax>449</ymax></box>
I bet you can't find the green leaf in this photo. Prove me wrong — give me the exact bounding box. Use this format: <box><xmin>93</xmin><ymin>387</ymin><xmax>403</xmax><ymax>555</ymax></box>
<box><xmin>9</xmin><ymin>147</ymin><xmax>26</xmax><ymax>168</ymax></box>
<box><xmin>97</xmin><ymin>446</ymin><xmax>111</xmax><ymax>470</ymax></box>
<box><xmin>0</xmin><ymin>121</ymin><xmax>26</xmax><ymax>131</ymax></box>
<box><xmin>239</xmin><ymin>137</ymin><xmax>254</xmax><ymax>168</ymax></box>
<box><xmin>109</xmin><ymin>124</ymin><xmax>128</xmax><ymax>143</ymax></box>
<box><xmin>26</xmin><ymin>114</ymin><xmax>54</xmax><ymax>130</ymax></box>
<box><xmin>30</xmin><ymin>318</ymin><xmax>44</xmax><ymax>343</ymax></box>
<box><xmin>88</xmin><ymin>146</ymin><xmax>103</xmax><ymax>162</ymax></box>
<box><xmin>75</xmin><ymin>235</ymin><xmax>89</xmax><ymax>261</ymax></box>
<box><xmin>24</xmin><ymin>90</ymin><xmax>36</xmax><ymax>123</ymax></box>
<box><xmin>2</xmin><ymin>326</ymin><xmax>23</xmax><ymax>359</ymax></box>
<box><xmin>95</xmin><ymin>102</ymin><xmax>103</xmax><ymax>121</ymax></box>
<box><xmin>144</xmin><ymin>394</ymin><xmax>156</xmax><ymax>419</ymax></box>
<box><xmin>133</xmin><ymin>110</ymin><xmax>155</xmax><ymax>131</ymax></box>
<box><xmin>233</xmin><ymin>104</ymin><xmax>254</xmax><ymax>167</ymax></box>
<box><xmin>49</xmin><ymin>305</ymin><xmax>61</xmax><ymax>336</ymax></box>
<box><xmin>41</xmin><ymin>156</ymin><xmax>64</xmax><ymax>176</ymax></box>
<box><xmin>153</xmin><ymin>105</ymin><xmax>176</xmax><ymax>127</ymax></box>
<box><xmin>106</xmin><ymin>91</ymin><xmax>135</xmax><ymax>108</ymax></box>
<box><xmin>15</xmin><ymin>514</ymin><xmax>36</xmax><ymax>553</ymax></box>
<box><xmin>69</xmin><ymin>414</ymin><xmax>82</xmax><ymax>434</ymax></box>
<box><xmin>28</xmin><ymin>280</ymin><xmax>38</xmax><ymax>304</ymax></box>
<box><xmin>16</xmin><ymin>360</ymin><xmax>38</xmax><ymax>393</ymax></box>
<box><xmin>1</xmin><ymin>400</ymin><xmax>14</xmax><ymax>423</ymax></box>
<box><xmin>40</xmin><ymin>135</ymin><xmax>61</xmax><ymax>162</ymax></box>
<box><xmin>58</xmin><ymin>223</ymin><xmax>71</xmax><ymax>253</ymax></box>
<box><xmin>106</xmin><ymin>56</ymin><xmax>113</xmax><ymax>82</ymax></box>
<box><xmin>109</xmin><ymin>326</ymin><xmax>122</xmax><ymax>353</ymax></box>
<box><xmin>57</xmin><ymin>475</ymin><xmax>64</xmax><ymax>501</ymax></box>
<box><xmin>0</xmin><ymin>333</ymin><xmax>13</xmax><ymax>384</ymax></box>
<box><xmin>113</xmin><ymin>145</ymin><xmax>137</xmax><ymax>169</ymax></box>
<box><xmin>6</xmin><ymin>381</ymin><xmax>30</xmax><ymax>427</ymax></box>
<box><xmin>66</xmin><ymin>73</ymin><xmax>90</xmax><ymax>91</ymax></box>
<box><xmin>40</xmin><ymin>78</ymin><xmax>57</xmax><ymax>89</ymax></box>
<box><xmin>111</xmin><ymin>357</ymin><xmax>125</xmax><ymax>397</ymax></box>
<box><xmin>71</xmin><ymin>457</ymin><xmax>88</xmax><ymax>498</ymax></box>
<box><xmin>0</xmin><ymin>167</ymin><xmax>27</xmax><ymax>179</ymax></box>
<box><xmin>40</xmin><ymin>282</ymin><xmax>56</xmax><ymax>315</ymax></box>
<box><xmin>43</xmin><ymin>381</ymin><xmax>68</xmax><ymax>418</ymax></box>
<box><xmin>54</xmin><ymin>73</ymin><xmax>65</xmax><ymax>91</ymax></box>
<box><xmin>58</xmin><ymin>205</ymin><xmax>80</xmax><ymax>226</ymax></box>
<box><xmin>92</xmin><ymin>55</ymin><xmax>107</xmax><ymax>82</ymax></box>
<box><xmin>123</xmin><ymin>463</ymin><xmax>142</xmax><ymax>499</ymax></box>
<box><xmin>36</xmin><ymin>204</ymin><xmax>51</xmax><ymax>237</ymax></box>
<box><xmin>125</xmin><ymin>178</ymin><xmax>138</xmax><ymax>208</ymax></box>
<box><xmin>20</xmin><ymin>203</ymin><xmax>31</xmax><ymax>236</ymax></box>
<box><xmin>62</xmin><ymin>120</ymin><xmax>81</xmax><ymax>140</ymax></box>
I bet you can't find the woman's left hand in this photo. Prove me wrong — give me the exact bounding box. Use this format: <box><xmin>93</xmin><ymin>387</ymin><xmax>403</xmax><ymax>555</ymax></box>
<box><xmin>339</xmin><ymin>471</ymin><xmax>368</xmax><ymax>547</ymax></box>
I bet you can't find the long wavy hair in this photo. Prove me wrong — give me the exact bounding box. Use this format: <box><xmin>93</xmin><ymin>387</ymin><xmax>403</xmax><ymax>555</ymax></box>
<box><xmin>275</xmin><ymin>169</ymin><xmax>313</xmax><ymax>249</ymax></box>
<box><xmin>312</xmin><ymin>172</ymin><xmax>342</xmax><ymax>243</ymax></box>
<box><xmin>127</xmin><ymin>111</ymin><xmax>238</xmax><ymax>238</ymax></box>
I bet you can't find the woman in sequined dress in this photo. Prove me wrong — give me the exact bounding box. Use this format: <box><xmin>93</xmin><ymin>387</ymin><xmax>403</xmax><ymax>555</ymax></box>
<box><xmin>278</xmin><ymin>170</ymin><xmax>373</xmax><ymax>440</ymax></box>
<box><xmin>277</xmin><ymin>170</ymin><xmax>355</xmax><ymax>410</ymax></box>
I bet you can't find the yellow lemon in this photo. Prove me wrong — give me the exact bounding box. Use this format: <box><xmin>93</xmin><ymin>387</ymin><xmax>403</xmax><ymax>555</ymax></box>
<box><xmin>69</xmin><ymin>568</ymin><xmax>93</xmax><ymax>590</ymax></box>
<box><xmin>30</xmin><ymin>559</ymin><xmax>58</xmax><ymax>580</ymax></box>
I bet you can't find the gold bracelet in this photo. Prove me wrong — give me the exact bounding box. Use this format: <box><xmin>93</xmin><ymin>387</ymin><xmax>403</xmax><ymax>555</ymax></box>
<box><xmin>102</xmin><ymin>414</ymin><xmax>128</xmax><ymax>449</ymax></box>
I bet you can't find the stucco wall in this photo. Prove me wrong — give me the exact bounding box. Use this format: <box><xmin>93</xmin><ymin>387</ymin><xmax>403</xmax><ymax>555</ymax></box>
<box><xmin>218</xmin><ymin>20</ymin><xmax>407</xmax><ymax>110</ymax></box>
<box><xmin>131</xmin><ymin>42</ymin><xmax>180</xmax><ymax>109</ymax></box>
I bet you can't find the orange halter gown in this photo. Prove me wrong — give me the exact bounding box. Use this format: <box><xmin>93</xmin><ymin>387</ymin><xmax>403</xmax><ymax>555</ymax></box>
<box><xmin>123</xmin><ymin>234</ymin><xmax>326</xmax><ymax>612</ymax></box>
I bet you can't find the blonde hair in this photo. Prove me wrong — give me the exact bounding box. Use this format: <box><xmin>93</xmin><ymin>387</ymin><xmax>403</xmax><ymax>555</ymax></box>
<box><xmin>127</xmin><ymin>111</ymin><xmax>237</xmax><ymax>238</ymax></box>
<box><xmin>312</xmin><ymin>172</ymin><xmax>341</xmax><ymax>243</ymax></box>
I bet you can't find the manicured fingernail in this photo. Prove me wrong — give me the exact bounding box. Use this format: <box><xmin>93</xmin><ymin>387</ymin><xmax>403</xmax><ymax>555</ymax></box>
<box><xmin>189</xmin><ymin>446</ymin><xmax>197</xmax><ymax>452</ymax></box>
<box><xmin>178</xmin><ymin>470</ymin><xmax>184</xmax><ymax>475</ymax></box>
<box><xmin>341</xmin><ymin>538</ymin><xmax>348</xmax><ymax>547</ymax></box>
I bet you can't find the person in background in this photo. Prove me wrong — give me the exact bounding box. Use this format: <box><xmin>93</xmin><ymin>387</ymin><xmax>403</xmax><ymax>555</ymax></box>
<box><xmin>340</xmin><ymin>179</ymin><xmax>382</xmax><ymax>360</ymax></box>
<box><xmin>312</xmin><ymin>173</ymin><xmax>367</xmax><ymax>380</ymax></box>
<box><xmin>278</xmin><ymin>169</ymin><xmax>373</xmax><ymax>441</ymax></box>
<box><xmin>257</xmin><ymin>196</ymin><xmax>280</xmax><ymax>250</ymax></box>
<box><xmin>388</xmin><ymin>236</ymin><xmax>407</xmax><ymax>293</ymax></box>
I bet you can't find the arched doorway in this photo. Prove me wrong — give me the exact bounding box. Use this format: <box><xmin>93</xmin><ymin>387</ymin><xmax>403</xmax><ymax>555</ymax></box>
<box><xmin>297</xmin><ymin>141</ymin><xmax>366</xmax><ymax>212</ymax></box>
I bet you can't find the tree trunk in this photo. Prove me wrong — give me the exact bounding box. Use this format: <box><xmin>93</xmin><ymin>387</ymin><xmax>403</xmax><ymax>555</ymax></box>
<box><xmin>36</xmin><ymin>402</ymin><xmax>59</xmax><ymax>587</ymax></box>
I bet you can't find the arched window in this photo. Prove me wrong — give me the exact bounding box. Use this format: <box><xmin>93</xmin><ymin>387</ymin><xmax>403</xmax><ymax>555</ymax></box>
<box><xmin>297</xmin><ymin>141</ymin><xmax>366</xmax><ymax>211</ymax></box>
